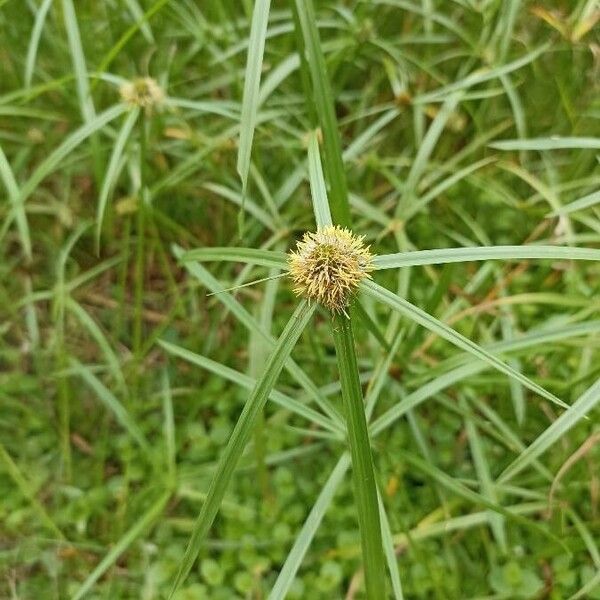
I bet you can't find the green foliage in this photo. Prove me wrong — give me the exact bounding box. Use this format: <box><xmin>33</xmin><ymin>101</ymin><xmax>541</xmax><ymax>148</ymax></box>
<box><xmin>1</xmin><ymin>1</ymin><xmax>599</xmax><ymax>599</ymax></box>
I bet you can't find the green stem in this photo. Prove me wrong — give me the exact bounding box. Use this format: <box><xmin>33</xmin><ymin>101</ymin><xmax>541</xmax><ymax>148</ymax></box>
<box><xmin>133</xmin><ymin>113</ymin><xmax>147</xmax><ymax>363</ymax></box>
<box><xmin>331</xmin><ymin>313</ymin><xmax>386</xmax><ymax>599</ymax></box>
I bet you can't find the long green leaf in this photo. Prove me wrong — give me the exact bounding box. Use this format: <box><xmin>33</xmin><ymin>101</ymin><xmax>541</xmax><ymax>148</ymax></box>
<box><xmin>0</xmin><ymin>443</ymin><xmax>64</xmax><ymax>539</ymax></box>
<box><xmin>378</xmin><ymin>492</ymin><xmax>405</xmax><ymax>599</ymax></box>
<box><xmin>16</xmin><ymin>104</ymin><xmax>126</xmax><ymax>209</ymax></box>
<box><xmin>158</xmin><ymin>339</ymin><xmax>342</xmax><ymax>436</ymax></box>
<box><xmin>371</xmin><ymin>320</ymin><xmax>600</xmax><ymax>438</ymax></box>
<box><xmin>180</xmin><ymin>247</ymin><xmax>287</xmax><ymax>269</ymax></box>
<box><xmin>362</xmin><ymin>279</ymin><xmax>568</xmax><ymax>410</ymax></box>
<box><xmin>268</xmin><ymin>453</ymin><xmax>351</xmax><ymax>600</ymax></box>
<box><xmin>96</xmin><ymin>107</ymin><xmax>139</xmax><ymax>245</ymax></box>
<box><xmin>292</xmin><ymin>0</ymin><xmax>350</xmax><ymax>226</ymax></box>
<box><xmin>72</xmin><ymin>360</ymin><xmax>149</xmax><ymax>451</ymax></box>
<box><xmin>237</xmin><ymin>0</ymin><xmax>271</xmax><ymax>226</ymax></box>
<box><xmin>24</xmin><ymin>0</ymin><xmax>54</xmax><ymax>87</ymax></box>
<box><xmin>0</xmin><ymin>142</ymin><xmax>30</xmax><ymax>259</ymax></box>
<box><xmin>169</xmin><ymin>300</ymin><xmax>314</xmax><ymax>597</ymax></box>
<box><xmin>62</xmin><ymin>0</ymin><xmax>96</xmax><ymax>124</ymax></box>
<box><xmin>174</xmin><ymin>247</ymin><xmax>341</xmax><ymax>427</ymax></box>
<box><xmin>549</xmin><ymin>189</ymin><xmax>600</xmax><ymax>216</ymax></box>
<box><xmin>307</xmin><ymin>129</ymin><xmax>333</xmax><ymax>228</ymax></box>
<box><xmin>400</xmin><ymin>451</ymin><xmax>565</xmax><ymax>549</ymax></box>
<box><xmin>373</xmin><ymin>245</ymin><xmax>600</xmax><ymax>270</ymax></box>
<box><xmin>72</xmin><ymin>491</ymin><xmax>170</xmax><ymax>600</ymax></box>
<box><xmin>489</xmin><ymin>137</ymin><xmax>600</xmax><ymax>150</ymax></box>
<box><xmin>499</xmin><ymin>376</ymin><xmax>600</xmax><ymax>482</ymax></box>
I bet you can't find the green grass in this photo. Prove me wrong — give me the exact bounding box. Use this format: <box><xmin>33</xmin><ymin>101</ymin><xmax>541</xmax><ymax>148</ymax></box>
<box><xmin>1</xmin><ymin>1</ymin><xmax>600</xmax><ymax>599</ymax></box>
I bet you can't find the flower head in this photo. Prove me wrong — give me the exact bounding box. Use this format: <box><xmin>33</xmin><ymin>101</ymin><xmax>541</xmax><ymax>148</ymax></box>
<box><xmin>288</xmin><ymin>225</ymin><xmax>374</xmax><ymax>314</ymax></box>
<box><xmin>120</xmin><ymin>77</ymin><xmax>165</xmax><ymax>112</ymax></box>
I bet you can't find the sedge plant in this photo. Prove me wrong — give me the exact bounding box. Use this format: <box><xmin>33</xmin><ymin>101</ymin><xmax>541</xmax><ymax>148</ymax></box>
<box><xmin>2</xmin><ymin>1</ymin><xmax>600</xmax><ymax>599</ymax></box>
<box><xmin>166</xmin><ymin>2</ymin><xmax>600</xmax><ymax>598</ymax></box>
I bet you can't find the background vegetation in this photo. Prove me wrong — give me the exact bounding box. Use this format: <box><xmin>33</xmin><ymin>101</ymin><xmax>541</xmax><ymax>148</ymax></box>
<box><xmin>1</xmin><ymin>0</ymin><xmax>599</xmax><ymax>598</ymax></box>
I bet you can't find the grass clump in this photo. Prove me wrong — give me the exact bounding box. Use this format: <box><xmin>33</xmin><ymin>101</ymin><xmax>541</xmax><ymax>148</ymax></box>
<box><xmin>1</xmin><ymin>0</ymin><xmax>600</xmax><ymax>599</ymax></box>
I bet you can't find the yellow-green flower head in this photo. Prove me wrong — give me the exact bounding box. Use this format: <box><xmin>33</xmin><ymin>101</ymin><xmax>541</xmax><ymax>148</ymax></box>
<box><xmin>288</xmin><ymin>225</ymin><xmax>374</xmax><ymax>314</ymax></box>
<box><xmin>120</xmin><ymin>77</ymin><xmax>165</xmax><ymax>112</ymax></box>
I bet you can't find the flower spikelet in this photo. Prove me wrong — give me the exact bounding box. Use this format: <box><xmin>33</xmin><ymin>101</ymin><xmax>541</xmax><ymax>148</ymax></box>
<box><xmin>288</xmin><ymin>225</ymin><xmax>374</xmax><ymax>314</ymax></box>
<box><xmin>120</xmin><ymin>77</ymin><xmax>165</xmax><ymax>112</ymax></box>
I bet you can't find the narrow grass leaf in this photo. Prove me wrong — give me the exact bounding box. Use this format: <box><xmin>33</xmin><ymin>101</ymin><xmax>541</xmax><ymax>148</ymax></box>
<box><xmin>378</xmin><ymin>492</ymin><xmax>405</xmax><ymax>599</ymax></box>
<box><xmin>293</xmin><ymin>0</ymin><xmax>350</xmax><ymax>226</ymax></box>
<box><xmin>180</xmin><ymin>247</ymin><xmax>288</xmax><ymax>269</ymax></box>
<box><xmin>500</xmin><ymin>376</ymin><xmax>600</xmax><ymax>482</ymax></box>
<box><xmin>373</xmin><ymin>245</ymin><xmax>600</xmax><ymax>270</ymax></box>
<box><xmin>398</xmin><ymin>92</ymin><xmax>462</xmax><ymax>215</ymax></box>
<box><xmin>24</xmin><ymin>0</ymin><xmax>53</xmax><ymax>87</ymax></box>
<box><xmin>549</xmin><ymin>189</ymin><xmax>600</xmax><ymax>216</ymax></box>
<box><xmin>414</xmin><ymin>44</ymin><xmax>548</xmax><ymax>103</ymax></box>
<box><xmin>0</xmin><ymin>142</ymin><xmax>30</xmax><ymax>259</ymax></box>
<box><xmin>174</xmin><ymin>246</ymin><xmax>341</xmax><ymax>426</ymax></box>
<box><xmin>464</xmin><ymin>402</ymin><xmax>507</xmax><ymax>552</ymax></box>
<box><xmin>66</xmin><ymin>298</ymin><xmax>126</xmax><ymax>391</ymax></box>
<box><xmin>17</xmin><ymin>104</ymin><xmax>127</xmax><ymax>209</ymax></box>
<box><xmin>169</xmin><ymin>300</ymin><xmax>314</xmax><ymax>597</ymax></box>
<box><xmin>371</xmin><ymin>320</ymin><xmax>600</xmax><ymax>437</ymax></box>
<box><xmin>161</xmin><ymin>370</ymin><xmax>177</xmax><ymax>482</ymax></box>
<box><xmin>489</xmin><ymin>137</ymin><xmax>600</xmax><ymax>150</ymax></box>
<box><xmin>237</xmin><ymin>0</ymin><xmax>272</xmax><ymax>229</ymax></box>
<box><xmin>158</xmin><ymin>340</ymin><xmax>342</xmax><ymax>436</ymax></box>
<box><xmin>72</xmin><ymin>360</ymin><xmax>149</xmax><ymax>451</ymax></box>
<box><xmin>62</xmin><ymin>0</ymin><xmax>96</xmax><ymax>123</ymax></box>
<box><xmin>401</xmin><ymin>451</ymin><xmax>565</xmax><ymax>549</ymax></box>
<box><xmin>268</xmin><ymin>453</ymin><xmax>351</xmax><ymax>600</ymax></box>
<box><xmin>96</xmin><ymin>107</ymin><xmax>139</xmax><ymax>246</ymax></box>
<box><xmin>0</xmin><ymin>443</ymin><xmax>64</xmax><ymax>539</ymax></box>
<box><xmin>124</xmin><ymin>0</ymin><xmax>154</xmax><ymax>42</ymax></box>
<box><xmin>362</xmin><ymin>279</ymin><xmax>568</xmax><ymax>410</ymax></box>
<box><xmin>307</xmin><ymin>129</ymin><xmax>333</xmax><ymax>228</ymax></box>
<box><xmin>94</xmin><ymin>0</ymin><xmax>170</xmax><ymax>81</ymax></box>
<box><xmin>71</xmin><ymin>491</ymin><xmax>170</xmax><ymax>600</ymax></box>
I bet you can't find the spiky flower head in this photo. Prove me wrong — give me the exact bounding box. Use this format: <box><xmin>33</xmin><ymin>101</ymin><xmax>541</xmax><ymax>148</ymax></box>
<box><xmin>288</xmin><ymin>225</ymin><xmax>374</xmax><ymax>314</ymax></box>
<box><xmin>120</xmin><ymin>77</ymin><xmax>165</xmax><ymax>112</ymax></box>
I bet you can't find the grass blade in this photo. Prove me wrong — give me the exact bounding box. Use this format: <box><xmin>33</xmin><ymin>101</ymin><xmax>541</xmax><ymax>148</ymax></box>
<box><xmin>180</xmin><ymin>247</ymin><xmax>288</xmax><ymax>269</ymax></box>
<box><xmin>72</xmin><ymin>359</ymin><xmax>149</xmax><ymax>451</ymax></box>
<box><xmin>362</xmin><ymin>279</ymin><xmax>568</xmax><ymax>410</ymax></box>
<box><xmin>16</xmin><ymin>104</ymin><xmax>126</xmax><ymax>210</ymax></box>
<box><xmin>400</xmin><ymin>451</ymin><xmax>565</xmax><ymax>549</ymax></box>
<box><xmin>158</xmin><ymin>339</ymin><xmax>342</xmax><ymax>436</ymax></box>
<box><xmin>168</xmin><ymin>300</ymin><xmax>314</xmax><ymax>597</ymax></box>
<box><xmin>72</xmin><ymin>491</ymin><xmax>170</xmax><ymax>600</ymax></box>
<box><xmin>378</xmin><ymin>491</ymin><xmax>405</xmax><ymax>599</ymax></box>
<box><xmin>373</xmin><ymin>245</ymin><xmax>600</xmax><ymax>270</ymax></box>
<box><xmin>307</xmin><ymin>129</ymin><xmax>333</xmax><ymax>228</ymax></box>
<box><xmin>292</xmin><ymin>0</ymin><xmax>350</xmax><ymax>226</ymax></box>
<box><xmin>24</xmin><ymin>0</ymin><xmax>53</xmax><ymax>87</ymax></box>
<box><xmin>499</xmin><ymin>376</ymin><xmax>600</xmax><ymax>482</ymax></box>
<box><xmin>0</xmin><ymin>442</ymin><xmax>64</xmax><ymax>539</ymax></box>
<box><xmin>548</xmin><ymin>189</ymin><xmax>600</xmax><ymax>216</ymax></box>
<box><xmin>95</xmin><ymin>107</ymin><xmax>139</xmax><ymax>246</ymax></box>
<box><xmin>62</xmin><ymin>0</ymin><xmax>96</xmax><ymax>123</ymax></box>
<box><xmin>237</xmin><ymin>0</ymin><xmax>272</xmax><ymax>229</ymax></box>
<box><xmin>174</xmin><ymin>247</ymin><xmax>341</xmax><ymax>426</ymax></box>
<box><xmin>268</xmin><ymin>453</ymin><xmax>351</xmax><ymax>600</ymax></box>
<box><xmin>489</xmin><ymin>137</ymin><xmax>600</xmax><ymax>150</ymax></box>
<box><xmin>0</xmin><ymin>142</ymin><xmax>30</xmax><ymax>259</ymax></box>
